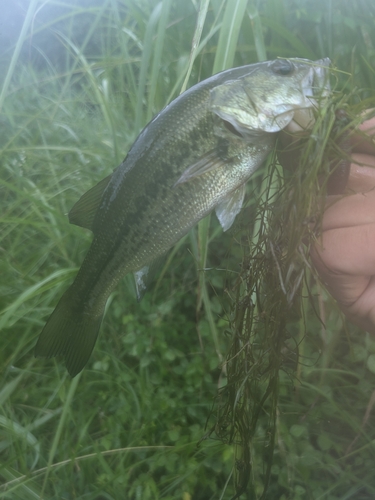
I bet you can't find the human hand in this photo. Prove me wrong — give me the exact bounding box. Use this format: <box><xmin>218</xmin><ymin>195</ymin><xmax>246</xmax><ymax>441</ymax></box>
<box><xmin>310</xmin><ymin>116</ymin><xmax>375</xmax><ymax>333</ymax></box>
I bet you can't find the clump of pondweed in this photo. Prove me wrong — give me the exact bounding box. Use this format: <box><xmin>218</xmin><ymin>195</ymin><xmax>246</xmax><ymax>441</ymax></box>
<box><xmin>206</xmin><ymin>86</ymin><xmax>372</xmax><ymax>498</ymax></box>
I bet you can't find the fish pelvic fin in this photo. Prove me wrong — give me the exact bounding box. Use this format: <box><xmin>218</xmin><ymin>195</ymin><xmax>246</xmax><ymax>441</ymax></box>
<box><xmin>133</xmin><ymin>254</ymin><xmax>167</xmax><ymax>301</ymax></box>
<box><xmin>215</xmin><ymin>184</ymin><xmax>246</xmax><ymax>231</ymax></box>
<box><xmin>35</xmin><ymin>289</ymin><xmax>103</xmax><ymax>377</ymax></box>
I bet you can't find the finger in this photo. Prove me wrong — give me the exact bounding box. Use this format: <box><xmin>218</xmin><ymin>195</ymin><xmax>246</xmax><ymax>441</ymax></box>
<box><xmin>346</xmin><ymin>155</ymin><xmax>375</xmax><ymax>192</ymax></box>
<box><xmin>311</xmin><ymin>233</ymin><xmax>375</xmax><ymax>334</ymax></box>
<box><xmin>358</xmin><ymin>116</ymin><xmax>375</xmax><ymax>135</ymax></box>
<box><xmin>342</xmin><ymin>275</ymin><xmax>375</xmax><ymax>334</ymax></box>
<box><xmin>321</xmin><ymin>190</ymin><xmax>375</xmax><ymax>231</ymax></box>
<box><xmin>312</xmin><ymin>224</ymin><xmax>375</xmax><ymax>278</ymax></box>
<box><xmin>351</xmin><ymin>116</ymin><xmax>375</xmax><ymax>155</ymax></box>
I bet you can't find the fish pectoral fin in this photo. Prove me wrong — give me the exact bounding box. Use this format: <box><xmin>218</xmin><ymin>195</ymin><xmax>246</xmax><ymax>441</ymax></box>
<box><xmin>174</xmin><ymin>151</ymin><xmax>226</xmax><ymax>186</ymax></box>
<box><xmin>133</xmin><ymin>255</ymin><xmax>166</xmax><ymax>301</ymax></box>
<box><xmin>215</xmin><ymin>184</ymin><xmax>246</xmax><ymax>231</ymax></box>
<box><xmin>69</xmin><ymin>174</ymin><xmax>112</xmax><ymax>231</ymax></box>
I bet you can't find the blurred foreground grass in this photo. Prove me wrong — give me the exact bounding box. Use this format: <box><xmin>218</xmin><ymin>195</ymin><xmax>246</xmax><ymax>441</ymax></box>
<box><xmin>1</xmin><ymin>0</ymin><xmax>375</xmax><ymax>498</ymax></box>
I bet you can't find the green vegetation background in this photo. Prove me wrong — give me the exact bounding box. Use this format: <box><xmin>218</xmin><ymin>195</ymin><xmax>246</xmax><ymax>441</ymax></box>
<box><xmin>1</xmin><ymin>0</ymin><xmax>375</xmax><ymax>498</ymax></box>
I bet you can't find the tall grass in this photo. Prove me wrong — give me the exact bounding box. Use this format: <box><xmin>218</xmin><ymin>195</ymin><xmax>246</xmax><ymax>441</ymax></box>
<box><xmin>1</xmin><ymin>0</ymin><xmax>375</xmax><ymax>498</ymax></box>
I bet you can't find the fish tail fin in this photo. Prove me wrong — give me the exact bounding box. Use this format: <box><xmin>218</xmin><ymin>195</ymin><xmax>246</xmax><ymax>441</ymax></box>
<box><xmin>35</xmin><ymin>289</ymin><xmax>103</xmax><ymax>377</ymax></box>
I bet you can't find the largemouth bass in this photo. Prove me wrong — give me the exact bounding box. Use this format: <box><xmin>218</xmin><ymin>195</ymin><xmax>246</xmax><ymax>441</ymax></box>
<box><xmin>35</xmin><ymin>58</ymin><xmax>330</xmax><ymax>376</ymax></box>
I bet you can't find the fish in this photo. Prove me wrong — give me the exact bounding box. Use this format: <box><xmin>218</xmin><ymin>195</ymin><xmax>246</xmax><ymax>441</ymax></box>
<box><xmin>35</xmin><ymin>57</ymin><xmax>330</xmax><ymax>376</ymax></box>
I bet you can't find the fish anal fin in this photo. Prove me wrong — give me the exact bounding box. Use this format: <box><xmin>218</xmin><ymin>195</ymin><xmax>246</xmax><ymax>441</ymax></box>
<box><xmin>134</xmin><ymin>266</ymin><xmax>149</xmax><ymax>301</ymax></box>
<box><xmin>133</xmin><ymin>255</ymin><xmax>166</xmax><ymax>300</ymax></box>
<box><xmin>69</xmin><ymin>174</ymin><xmax>112</xmax><ymax>231</ymax></box>
<box><xmin>215</xmin><ymin>184</ymin><xmax>246</xmax><ymax>231</ymax></box>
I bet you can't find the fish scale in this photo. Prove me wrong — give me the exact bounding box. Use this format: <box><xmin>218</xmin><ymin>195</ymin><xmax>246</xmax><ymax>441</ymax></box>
<box><xmin>35</xmin><ymin>58</ymin><xmax>330</xmax><ymax>376</ymax></box>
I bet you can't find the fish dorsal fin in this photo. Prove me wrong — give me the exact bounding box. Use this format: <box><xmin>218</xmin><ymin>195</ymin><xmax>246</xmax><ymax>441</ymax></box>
<box><xmin>174</xmin><ymin>151</ymin><xmax>226</xmax><ymax>186</ymax></box>
<box><xmin>68</xmin><ymin>174</ymin><xmax>112</xmax><ymax>231</ymax></box>
<box><xmin>215</xmin><ymin>184</ymin><xmax>246</xmax><ymax>231</ymax></box>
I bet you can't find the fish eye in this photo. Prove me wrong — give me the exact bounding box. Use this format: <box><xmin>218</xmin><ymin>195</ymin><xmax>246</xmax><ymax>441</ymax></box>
<box><xmin>271</xmin><ymin>60</ymin><xmax>294</xmax><ymax>75</ymax></box>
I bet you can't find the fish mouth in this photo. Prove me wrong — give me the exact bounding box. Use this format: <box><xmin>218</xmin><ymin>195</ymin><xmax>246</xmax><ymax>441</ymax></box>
<box><xmin>311</xmin><ymin>57</ymin><xmax>331</xmax><ymax>96</ymax></box>
<box><xmin>285</xmin><ymin>57</ymin><xmax>331</xmax><ymax>132</ymax></box>
<box><xmin>302</xmin><ymin>57</ymin><xmax>331</xmax><ymax>103</ymax></box>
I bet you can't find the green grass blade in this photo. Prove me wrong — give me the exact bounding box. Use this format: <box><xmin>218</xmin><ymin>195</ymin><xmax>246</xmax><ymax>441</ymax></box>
<box><xmin>0</xmin><ymin>269</ymin><xmax>76</xmax><ymax>331</ymax></box>
<box><xmin>0</xmin><ymin>467</ymin><xmax>41</xmax><ymax>499</ymax></box>
<box><xmin>248</xmin><ymin>2</ymin><xmax>267</xmax><ymax>61</ymax></box>
<box><xmin>260</xmin><ymin>16</ymin><xmax>317</xmax><ymax>60</ymax></box>
<box><xmin>0</xmin><ymin>0</ymin><xmax>39</xmax><ymax>112</ymax></box>
<box><xmin>134</xmin><ymin>2</ymin><xmax>162</xmax><ymax>132</ymax></box>
<box><xmin>180</xmin><ymin>0</ymin><xmax>210</xmax><ymax>93</ymax></box>
<box><xmin>40</xmin><ymin>373</ymin><xmax>81</xmax><ymax>497</ymax></box>
<box><xmin>146</xmin><ymin>0</ymin><xmax>173</xmax><ymax>122</ymax></box>
<box><xmin>51</xmin><ymin>1</ymin><xmax>111</xmax><ymax>109</ymax></box>
<box><xmin>0</xmin><ymin>416</ymin><xmax>40</xmax><ymax>467</ymax></box>
<box><xmin>0</xmin><ymin>375</ymin><xmax>23</xmax><ymax>406</ymax></box>
<box><xmin>213</xmin><ymin>0</ymin><xmax>248</xmax><ymax>72</ymax></box>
